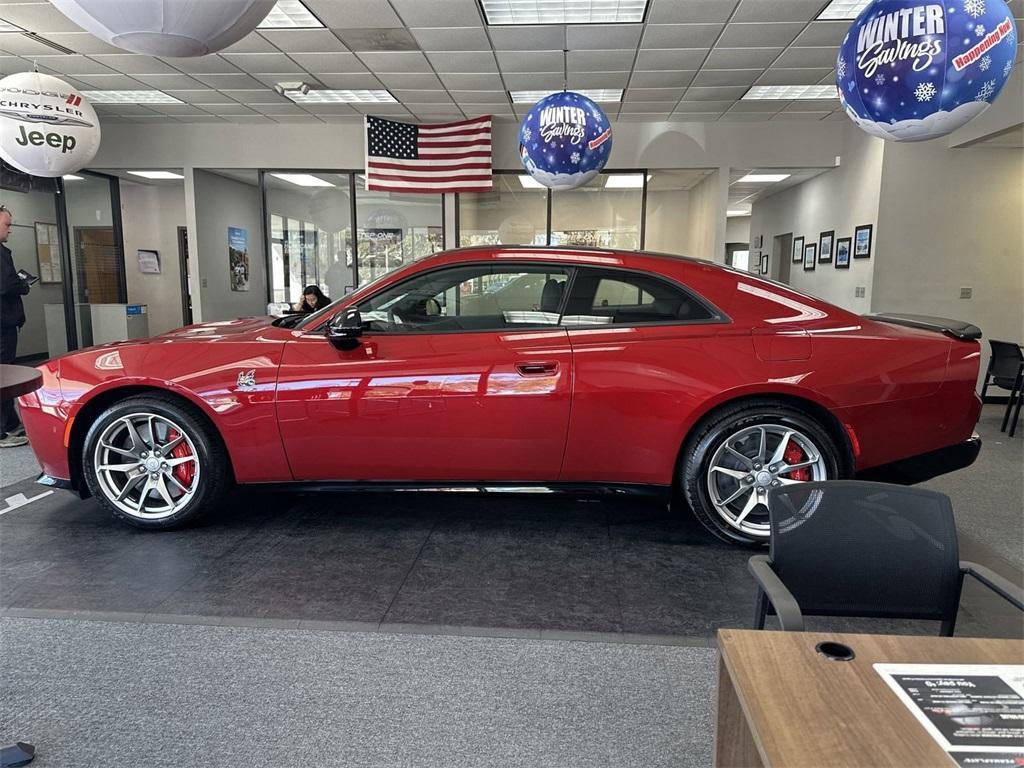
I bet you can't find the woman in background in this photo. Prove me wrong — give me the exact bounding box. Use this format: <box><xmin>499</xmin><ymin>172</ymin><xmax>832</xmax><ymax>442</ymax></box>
<box><xmin>294</xmin><ymin>285</ymin><xmax>331</xmax><ymax>314</ymax></box>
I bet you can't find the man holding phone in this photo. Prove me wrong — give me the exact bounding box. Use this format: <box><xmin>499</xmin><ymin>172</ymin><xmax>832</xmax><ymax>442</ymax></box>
<box><xmin>0</xmin><ymin>203</ymin><xmax>31</xmax><ymax>447</ymax></box>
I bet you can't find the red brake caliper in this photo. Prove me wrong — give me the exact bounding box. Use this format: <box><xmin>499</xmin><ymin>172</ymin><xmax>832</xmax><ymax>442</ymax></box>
<box><xmin>783</xmin><ymin>440</ymin><xmax>810</xmax><ymax>482</ymax></box>
<box><xmin>166</xmin><ymin>429</ymin><xmax>195</xmax><ymax>488</ymax></box>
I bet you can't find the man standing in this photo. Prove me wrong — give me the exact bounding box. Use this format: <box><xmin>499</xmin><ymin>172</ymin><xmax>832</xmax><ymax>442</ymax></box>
<box><xmin>0</xmin><ymin>204</ymin><xmax>30</xmax><ymax>447</ymax></box>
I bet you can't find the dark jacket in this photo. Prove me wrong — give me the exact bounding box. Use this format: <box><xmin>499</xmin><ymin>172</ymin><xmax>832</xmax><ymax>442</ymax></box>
<box><xmin>0</xmin><ymin>244</ymin><xmax>29</xmax><ymax>329</ymax></box>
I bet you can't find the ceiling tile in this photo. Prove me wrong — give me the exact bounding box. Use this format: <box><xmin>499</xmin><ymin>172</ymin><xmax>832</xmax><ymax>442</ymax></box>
<box><xmin>438</xmin><ymin>72</ymin><xmax>504</xmax><ymax>89</ymax></box>
<box><xmin>221</xmin><ymin>53</ymin><xmax>305</xmax><ymax>73</ymax></box>
<box><xmin>357</xmin><ymin>51</ymin><xmax>432</xmax><ymax>73</ymax></box>
<box><xmin>722</xmin><ymin>112</ymin><xmax>774</xmax><ymax>121</ymax></box>
<box><xmin>0</xmin><ymin>34</ymin><xmax>65</xmax><ymax>56</ymax></box>
<box><xmin>502</xmin><ymin>72</ymin><xmax>563</xmax><ymax>90</ymax></box>
<box><xmin>756</xmin><ymin>67</ymin><xmax>832</xmax><ymax>85</ymax></box>
<box><xmin>792</xmin><ymin>21</ymin><xmax>850</xmax><ymax>48</ymax></box>
<box><xmin>488</xmin><ymin>26</ymin><xmax>565</xmax><ymax>52</ymax></box>
<box><xmin>192</xmin><ymin>73</ymin><xmax>268</xmax><ymax>89</ymax></box>
<box><xmin>316</xmin><ymin>73</ymin><xmax>384</xmax><ymax>88</ymax></box>
<box><xmin>205</xmin><ymin>103</ymin><xmax>261</xmax><ymax>115</ymax></box>
<box><xmin>634</xmin><ymin>49</ymin><xmax>709</xmax><ymax>70</ymax></box>
<box><xmin>704</xmin><ymin>47</ymin><xmax>781</xmax><ymax>69</ymax></box>
<box><xmin>259</xmin><ymin>29</ymin><xmax>347</xmax><ymax>53</ymax></box>
<box><xmin>303</xmin><ymin>0</ymin><xmax>403</xmax><ymax>28</ymax></box>
<box><xmin>375</xmin><ymin>72</ymin><xmax>443</xmax><ymax>89</ymax></box>
<box><xmin>567</xmin><ymin>50</ymin><xmax>636</xmax><ymax>71</ymax></box>
<box><xmin>149</xmin><ymin>104</ymin><xmax>214</xmax><ymax>116</ymax></box>
<box><xmin>618</xmin><ymin>103</ymin><xmax>673</xmax><ymax>113</ymax></box>
<box><xmin>718</xmin><ymin>22</ymin><xmax>803</xmax><ymax>48</ymax></box>
<box><xmin>22</xmin><ymin>32</ymin><xmax>124</xmax><ymax>55</ymax></box>
<box><xmin>0</xmin><ymin>3</ymin><xmax>86</xmax><ymax>33</ymax></box>
<box><xmin>449</xmin><ymin>89</ymin><xmax>507</xmax><ymax>103</ymax></box>
<box><xmin>76</xmin><ymin>73</ymin><xmax>146</xmax><ymax>89</ymax></box>
<box><xmin>131</xmin><ymin>73</ymin><xmax>205</xmax><ymax>90</ymax></box>
<box><xmin>648</xmin><ymin>0</ymin><xmax>738</xmax><ymax>23</ymax></box>
<box><xmin>389</xmin><ymin>89</ymin><xmax>455</xmax><ymax>104</ymax></box>
<box><xmin>727</xmin><ymin>101</ymin><xmax>785</xmax><ymax>113</ymax></box>
<box><xmin>222</xmin><ymin>34</ymin><xmax>279</xmax><ymax>54</ymax></box>
<box><xmin>691</xmin><ymin>69</ymin><xmax>762</xmax><ymax>87</ymax></box>
<box><xmin>731</xmin><ymin>0</ymin><xmax>828</xmax><ymax>23</ymax></box>
<box><xmin>624</xmin><ymin>87</ymin><xmax>686</xmax><ymax>102</ymax></box>
<box><xmin>425</xmin><ymin>51</ymin><xmax>497</xmax><ymax>73</ymax></box>
<box><xmin>407</xmin><ymin>104</ymin><xmax>465</xmax><ymax>116</ymax></box>
<box><xmin>566</xmin><ymin>24</ymin><xmax>642</xmax><ymax>50</ymax></box>
<box><xmin>780</xmin><ymin>99</ymin><xmax>839</xmax><ymax>111</ymax></box>
<box><xmin>164</xmin><ymin>89</ymin><xmax>236</xmax><ymax>104</ymax></box>
<box><xmin>411</xmin><ymin>27</ymin><xmax>490</xmax><ymax>51</ymax></box>
<box><xmin>390</xmin><ymin>0</ymin><xmax>482</xmax><ymax>26</ymax></box>
<box><xmin>23</xmin><ymin>54</ymin><xmax>114</xmax><ymax>75</ymax></box>
<box><xmin>254</xmin><ymin>103</ymin><xmax>309</xmax><ymax>115</ymax></box>
<box><xmin>570</xmin><ymin>71</ymin><xmax>630</xmax><ymax>89</ymax></box>
<box><xmin>220</xmin><ymin>89</ymin><xmax>293</xmax><ymax>104</ymax></box>
<box><xmin>104</xmin><ymin>104</ymin><xmax>160</xmax><ymax>116</ymax></box>
<box><xmin>174</xmin><ymin>115</ymin><xmax>230</xmax><ymax>123</ymax></box>
<box><xmin>268</xmin><ymin>115</ymin><xmax>326</xmax><ymax>123</ymax></box>
<box><xmin>628</xmin><ymin>70</ymin><xmax>696</xmax><ymax>88</ymax></box>
<box><xmin>681</xmin><ymin>86</ymin><xmax>749</xmax><ymax>101</ymax></box>
<box><xmin>495</xmin><ymin>50</ymin><xmax>563</xmax><ymax>73</ymax></box>
<box><xmin>347</xmin><ymin>103</ymin><xmax>412</xmax><ymax>115</ymax></box>
<box><xmin>669</xmin><ymin>112</ymin><xmax>722</xmax><ymax>121</ymax></box>
<box><xmin>290</xmin><ymin>52</ymin><xmax>368</xmax><ymax>72</ymax></box>
<box><xmin>642</xmin><ymin>24</ymin><xmax>723</xmax><ymax>49</ymax></box>
<box><xmin>166</xmin><ymin>56</ymin><xmax>241</xmax><ymax>74</ymax></box>
<box><xmin>88</xmin><ymin>54</ymin><xmax>180</xmax><ymax>75</ymax></box>
<box><xmin>225</xmin><ymin>115</ymin><xmax>275</xmax><ymax>123</ymax></box>
<box><xmin>299</xmin><ymin>103</ymin><xmax>359</xmax><ymax>114</ymax></box>
<box><xmin>774</xmin><ymin>47</ymin><xmax>842</xmax><ymax>68</ymax></box>
<box><xmin>771</xmin><ymin>112</ymin><xmax>830</xmax><ymax>120</ymax></box>
<box><xmin>249</xmin><ymin>72</ymin><xmax>325</xmax><ymax>87</ymax></box>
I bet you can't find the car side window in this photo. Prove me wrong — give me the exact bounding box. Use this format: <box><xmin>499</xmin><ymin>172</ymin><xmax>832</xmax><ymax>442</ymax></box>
<box><xmin>356</xmin><ymin>264</ymin><xmax>572</xmax><ymax>333</ymax></box>
<box><xmin>561</xmin><ymin>268</ymin><xmax>716</xmax><ymax>327</ymax></box>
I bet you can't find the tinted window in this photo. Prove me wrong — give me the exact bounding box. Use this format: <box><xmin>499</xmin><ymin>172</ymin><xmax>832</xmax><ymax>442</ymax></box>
<box><xmin>561</xmin><ymin>268</ymin><xmax>715</xmax><ymax>327</ymax></box>
<box><xmin>356</xmin><ymin>263</ymin><xmax>571</xmax><ymax>333</ymax></box>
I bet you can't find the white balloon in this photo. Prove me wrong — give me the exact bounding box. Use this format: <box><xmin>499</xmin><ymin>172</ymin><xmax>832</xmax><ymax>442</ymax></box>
<box><xmin>497</xmin><ymin>216</ymin><xmax>537</xmax><ymax>245</ymax></box>
<box><xmin>48</xmin><ymin>0</ymin><xmax>276</xmax><ymax>57</ymax></box>
<box><xmin>0</xmin><ymin>71</ymin><xmax>101</xmax><ymax>178</ymax></box>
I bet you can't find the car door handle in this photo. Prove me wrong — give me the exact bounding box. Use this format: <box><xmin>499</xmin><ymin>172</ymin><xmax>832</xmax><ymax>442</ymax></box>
<box><xmin>516</xmin><ymin>362</ymin><xmax>559</xmax><ymax>376</ymax></box>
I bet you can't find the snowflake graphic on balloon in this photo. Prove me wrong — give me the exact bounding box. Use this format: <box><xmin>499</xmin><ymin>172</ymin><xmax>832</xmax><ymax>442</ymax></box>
<box><xmin>875</xmin><ymin>73</ymin><xmax>886</xmax><ymax>86</ymax></box>
<box><xmin>1005</xmin><ymin>61</ymin><xmax>1014</xmax><ymax>78</ymax></box>
<box><xmin>976</xmin><ymin>79</ymin><xmax>996</xmax><ymax>101</ymax></box>
<box><xmin>963</xmin><ymin>0</ymin><xmax>985</xmax><ymax>18</ymax></box>
<box><xmin>914</xmin><ymin>82</ymin><xmax>937</xmax><ymax>102</ymax></box>
<box><xmin>522</xmin><ymin>127</ymin><xmax>532</xmax><ymax>142</ymax></box>
<box><xmin>837</xmin><ymin>59</ymin><xmax>847</xmax><ymax>79</ymax></box>
<box><xmin>974</xmin><ymin>24</ymin><xmax>986</xmax><ymax>37</ymax></box>
<box><xmin>570</xmin><ymin>151</ymin><xmax>580</xmax><ymax>164</ymax></box>
<box><xmin>980</xmin><ymin>55</ymin><xmax>992</xmax><ymax>72</ymax></box>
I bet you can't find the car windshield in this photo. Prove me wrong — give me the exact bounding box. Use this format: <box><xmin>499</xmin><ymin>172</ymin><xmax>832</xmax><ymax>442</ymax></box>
<box><xmin>295</xmin><ymin>269</ymin><xmax>396</xmax><ymax>331</ymax></box>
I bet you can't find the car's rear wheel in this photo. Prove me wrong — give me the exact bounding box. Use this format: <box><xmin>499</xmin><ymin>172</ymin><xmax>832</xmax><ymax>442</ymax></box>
<box><xmin>82</xmin><ymin>394</ymin><xmax>230</xmax><ymax>529</ymax></box>
<box><xmin>680</xmin><ymin>402</ymin><xmax>841</xmax><ymax>545</ymax></box>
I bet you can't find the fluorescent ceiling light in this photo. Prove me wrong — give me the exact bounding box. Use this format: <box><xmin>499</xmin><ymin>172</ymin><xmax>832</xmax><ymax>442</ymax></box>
<box><xmin>62</xmin><ymin>174</ymin><xmax>84</xmax><ymax>181</ymax></box>
<box><xmin>258</xmin><ymin>0</ymin><xmax>323</xmax><ymax>28</ymax></box>
<box><xmin>817</xmin><ymin>0</ymin><xmax>872</xmax><ymax>19</ymax></box>
<box><xmin>727</xmin><ymin>210</ymin><xmax>751</xmax><ymax>217</ymax></box>
<box><xmin>743</xmin><ymin>85</ymin><xmax>839</xmax><ymax>101</ymax></box>
<box><xmin>270</xmin><ymin>173</ymin><xmax>335</xmax><ymax>187</ymax></box>
<box><xmin>510</xmin><ymin>89</ymin><xmax>622</xmax><ymax>103</ymax></box>
<box><xmin>286</xmin><ymin>89</ymin><xmax>396</xmax><ymax>103</ymax></box>
<box><xmin>0</xmin><ymin>18</ymin><xmax>23</xmax><ymax>32</ymax></box>
<box><xmin>81</xmin><ymin>90</ymin><xmax>182</xmax><ymax>104</ymax></box>
<box><xmin>518</xmin><ymin>175</ymin><xmax>546</xmax><ymax>189</ymax></box>
<box><xmin>604</xmin><ymin>175</ymin><xmax>648</xmax><ymax>189</ymax></box>
<box><xmin>737</xmin><ymin>174</ymin><xmax>791</xmax><ymax>184</ymax></box>
<box><xmin>128</xmin><ymin>171</ymin><xmax>185</xmax><ymax>180</ymax></box>
<box><xmin>482</xmin><ymin>0</ymin><xmax>648</xmax><ymax>24</ymax></box>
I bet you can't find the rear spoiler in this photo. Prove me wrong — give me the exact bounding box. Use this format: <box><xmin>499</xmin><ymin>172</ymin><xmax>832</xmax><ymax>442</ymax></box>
<box><xmin>866</xmin><ymin>313</ymin><xmax>982</xmax><ymax>341</ymax></box>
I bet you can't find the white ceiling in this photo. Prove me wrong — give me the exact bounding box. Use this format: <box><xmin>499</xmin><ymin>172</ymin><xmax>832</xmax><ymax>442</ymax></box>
<box><xmin>1</xmin><ymin>0</ymin><xmax>1022</xmax><ymax>126</ymax></box>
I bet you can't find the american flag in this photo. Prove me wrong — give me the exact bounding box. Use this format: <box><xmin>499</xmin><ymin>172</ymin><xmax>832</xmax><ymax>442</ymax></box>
<box><xmin>364</xmin><ymin>114</ymin><xmax>492</xmax><ymax>194</ymax></box>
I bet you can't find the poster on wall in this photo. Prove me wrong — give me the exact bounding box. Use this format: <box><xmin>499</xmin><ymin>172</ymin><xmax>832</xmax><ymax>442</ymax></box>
<box><xmin>34</xmin><ymin>222</ymin><xmax>62</xmax><ymax>283</ymax></box>
<box><xmin>228</xmin><ymin>226</ymin><xmax>250</xmax><ymax>292</ymax></box>
<box><xmin>364</xmin><ymin>227</ymin><xmax>404</xmax><ymax>277</ymax></box>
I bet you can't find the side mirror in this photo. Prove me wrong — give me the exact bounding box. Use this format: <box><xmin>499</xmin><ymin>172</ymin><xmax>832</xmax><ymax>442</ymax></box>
<box><xmin>327</xmin><ymin>308</ymin><xmax>363</xmax><ymax>351</ymax></box>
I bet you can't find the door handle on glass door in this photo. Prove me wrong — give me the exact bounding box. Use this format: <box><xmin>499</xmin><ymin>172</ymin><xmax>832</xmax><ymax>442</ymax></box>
<box><xmin>516</xmin><ymin>362</ymin><xmax>558</xmax><ymax>376</ymax></box>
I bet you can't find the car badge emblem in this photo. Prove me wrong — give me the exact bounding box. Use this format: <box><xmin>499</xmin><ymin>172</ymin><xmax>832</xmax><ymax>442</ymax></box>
<box><xmin>237</xmin><ymin>370</ymin><xmax>256</xmax><ymax>391</ymax></box>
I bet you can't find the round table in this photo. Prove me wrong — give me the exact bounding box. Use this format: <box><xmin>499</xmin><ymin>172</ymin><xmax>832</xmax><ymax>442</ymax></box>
<box><xmin>0</xmin><ymin>364</ymin><xmax>42</xmax><ymax>400</ymax></box>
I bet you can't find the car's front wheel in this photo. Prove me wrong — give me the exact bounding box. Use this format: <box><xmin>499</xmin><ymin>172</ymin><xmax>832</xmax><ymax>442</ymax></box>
<box><xmin>680</xmin><ymin>402</ymin><xmax>841</xmax><ymax>545</ymax></box>
<box><xmin>82</xmin><ymin>394</ymin><xmax>230</xmax><ymax>529</ymax></box>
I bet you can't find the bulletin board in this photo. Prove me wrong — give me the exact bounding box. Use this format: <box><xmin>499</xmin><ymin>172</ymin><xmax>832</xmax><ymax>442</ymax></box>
<box><xmin>34</xmin><ymin>221</ymin><xmax>62</xmax><ymax>283</ymax></box>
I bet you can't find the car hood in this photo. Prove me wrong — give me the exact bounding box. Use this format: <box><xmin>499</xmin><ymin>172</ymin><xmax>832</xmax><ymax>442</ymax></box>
<box><xmin>157</xmin><ymin>316</ymin><xmax>278</xmax><ymax>340</ymax></box>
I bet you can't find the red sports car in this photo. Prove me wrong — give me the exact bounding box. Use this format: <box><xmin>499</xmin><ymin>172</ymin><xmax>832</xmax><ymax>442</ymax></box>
<box><xmin>20</xmin><ymin>246</ymin><xmax>983</xmax><ymax>544</ymax></box>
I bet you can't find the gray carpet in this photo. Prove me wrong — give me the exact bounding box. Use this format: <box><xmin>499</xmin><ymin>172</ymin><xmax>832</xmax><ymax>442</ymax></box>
<box><xmin>0</xmin><ymin>617</ymin><xmax>717</xmax><ymax>768</ymax></box>
<box><xmin>0</xmin><ymin>444</ymin><xmax>39</xmax><ymax>489</ymax></box>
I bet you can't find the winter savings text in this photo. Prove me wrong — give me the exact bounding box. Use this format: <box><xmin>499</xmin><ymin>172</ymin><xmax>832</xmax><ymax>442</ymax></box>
<box><xmin>856</xmin><ymin>4</ymin><xmax>945</xmax><ymax>78</ymax></box>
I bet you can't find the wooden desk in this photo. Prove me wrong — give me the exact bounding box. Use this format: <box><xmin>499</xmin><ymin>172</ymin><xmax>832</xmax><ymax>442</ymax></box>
<box><xmin>715</xmin><ymin>629</ymin><xmax>1024</xmax><ymax>768</ymax></box>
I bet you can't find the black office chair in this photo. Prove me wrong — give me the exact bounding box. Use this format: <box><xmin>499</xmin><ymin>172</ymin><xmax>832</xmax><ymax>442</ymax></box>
<box><xmin>979</xmin><ymin>340</ymin><xmax>1024</xmax><ymax>437</ymax></box>
<box><xmin>748</xmin><ymin>481</ymin><xmax>1024</xmax><ymax>635</ymax></box>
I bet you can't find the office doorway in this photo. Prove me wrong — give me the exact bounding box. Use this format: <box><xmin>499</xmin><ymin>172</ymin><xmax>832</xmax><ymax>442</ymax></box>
<box><xmin>775</xmin><ymin>233</ymin><xmax>793</xmax><ymax>285</ymax></box>
<box><xmin>74</xmin><ymin>227</ymin><xmax>121</xmax><ymax>304</ymax></box>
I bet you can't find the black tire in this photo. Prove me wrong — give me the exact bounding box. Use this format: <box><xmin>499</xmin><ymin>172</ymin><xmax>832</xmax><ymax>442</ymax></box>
<box><xmin>82</xmin><ymin>394</ymin><xmax>231</xmax><ymax>530</ymax></box>
<box><xmin>679</xmin><ymin>400</ymin><xmax>842</xmax><ymax>545</ymax></box>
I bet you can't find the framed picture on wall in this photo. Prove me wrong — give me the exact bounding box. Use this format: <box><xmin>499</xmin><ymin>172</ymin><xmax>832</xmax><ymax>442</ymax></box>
<box><xmin>803</xmin><ymin>243</ymin><xmax>817</xmax><ymax>271</ymax></box>
<box><xmin>753</xmin><ymin>234</ymin><xmax>763</xmax><ymax>249</ymax></box>
<box><xmin>792</xmin><ymin>236</ymin><xmax>804</xmax><ymax>263</ymax></box>
<box><xmin>759</xmin><ymin>254</ymin><xmax>769</xmax><ymax>275</ymax></box>
<box><xmin>835</xmin><ymin>237</ymin><xmax>852</xmax><ymax>269</ymax></box>
<box><xmin>854</xmin><ymin>224</ymin><xmax>873</xmax><ymax>258</ymax></box>
<box><xmin>818</xmin><ymin>230</ymin><xmax>835</xmax><ymax>262</ymax></box>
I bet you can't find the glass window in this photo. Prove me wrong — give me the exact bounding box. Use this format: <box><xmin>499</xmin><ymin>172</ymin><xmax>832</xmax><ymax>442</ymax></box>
<box><xmin>357</xmin><ymin>263</ymin><xmax>571</xmax><ymax>333</ymax></box>
<box><xmin>550</xmin><ymin>173</ymin><xmax>642</xmax><ymax>249</ymax></box>
<box><xmin>458</xmin><ymin>174</ymin><xmax>547</xmax><ymax>246</ymax></box>
<box><xmin>562</xmin><ymin>268</ymin><xmax>715</xmax><ymax>327</ymax></box>
<box><xmin>355</xmin><ymin>187</ymin><xmax>444</xmax><ymax>287</ymax></box>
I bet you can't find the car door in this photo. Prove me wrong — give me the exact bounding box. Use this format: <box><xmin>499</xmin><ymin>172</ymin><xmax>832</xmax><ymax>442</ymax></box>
<box><xmin>276</xmin><ymin>262</ymin><xmax>574</xmax><ymax>483</ymax></box>
<box><xmin>558</xmin><ymin>266</ymin><xmax>735</xmax><ymax>486</ymax></box>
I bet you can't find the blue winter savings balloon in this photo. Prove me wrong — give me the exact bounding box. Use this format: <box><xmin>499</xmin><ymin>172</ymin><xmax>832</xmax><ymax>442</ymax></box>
<box><xmin>837</xmin><ymin>0</ymin><xmax>1018</xmax><ymax>142</ymax></box>
<box><xmin>518</xmin><ymin>91</ymin><xmax>613</xmax><ymax>191</ymax></box>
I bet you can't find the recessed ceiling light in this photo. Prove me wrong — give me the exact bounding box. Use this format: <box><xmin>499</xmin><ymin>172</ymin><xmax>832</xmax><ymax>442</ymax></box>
<box><xmin>0</xmin><ymin>18</ymin><xmax>23</xmax><ymax>32</ymax></box>
<box><xmin>82</xmin><ymin>90</ymin><xmax>183</xmax><ymax>104</ymax></box>
<box><xmin>604</xmin><ymin>175</ymin><xmax>648</xmax><ymax>189</ymax></box>
<box><xmin>258</xmin><ymin>0</ymin><xmax>323</xmax><ymax>28</ymax></box>
<box><xmin>518</xmin><ymin>175</ymin><xmax>546</xmax><ymax>189</ymax></box>
<box><xmin>727</xmin><ymin>210</ymin><xmax>751</xmax><ymax>217</ymax></box>
<box><xmin>737</xmin><ymin>174</ymin><xmax>791</xmax><ymax>184</ymax></box>
<box><xmin>127</xmin><ymin>171</ymin><xmax>185</xmax><ymax>180</ymax></box>
<box><xmin>62</xmin><ymin>174</ymin><xmax>84</xmax><ymax>181</ymax></box>
<box><xmin>482</xmin><ymin>0</ymin><xmax>648</xmax><ymax>24</ymax></box>
<box><xmin>510</xmin><ymin>89</ymin><xmax>622</xmax><ymax>103</ymax></box>
<box><xmin>286</xmin><ymin>89</ymin><xmax>396</xmax><ymax>103</ymax></box>
<box><xmin>817</xmin><ymin>0</ymin><xmax>872</xmax><ymax>19</ymax></box>
<box><xmin>270</xmin><ymin>173</ymin><xmax>335</xmax><ymax>187</ymax></box>
<box><xmin>743</xmin><ymin>85</ymin><xmax>839</xmax><ymax>100</ymax></box>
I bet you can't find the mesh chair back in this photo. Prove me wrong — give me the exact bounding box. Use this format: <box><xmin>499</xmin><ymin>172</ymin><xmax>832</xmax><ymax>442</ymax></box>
<box><xmin>767</xmin><ymin>481</ymin><xmax>961</xmax><ymax>621</ymax></box>
<box><xmin>989</xmin><ymin>340</ymin><xmax>1024</xmax><ymax>388</ymax></box>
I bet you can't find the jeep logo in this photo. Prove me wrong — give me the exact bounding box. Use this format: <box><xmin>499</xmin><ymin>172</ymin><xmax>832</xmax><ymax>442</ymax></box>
<box><xmin>14</xmin><ymin>124</ymin><xmax>76</xmax><ymax>153</ymax></box>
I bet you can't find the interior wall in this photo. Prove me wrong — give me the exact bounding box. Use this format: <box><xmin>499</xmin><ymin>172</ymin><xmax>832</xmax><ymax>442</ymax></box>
<box><xmin>120</xmin><ymin>182</ymin><xmax>186</xmax><ymax>335</ymax></box>
<box><xmin>644</xmin><ymin>189</ymin><xmax>692</xmax><ymax>255</ymax></box>
<box><xmin>725</xmin><ymin>216</ymin><xmax>751</xmax><ymax>245</ymax></box>
<box><xmin>683</xmin><ymin>170</ymin><xmax>724</xmax><ymax>262</ymax></box>
<box><xmin>873</xmin><ymin>141</ymin><xmax>1024</xmax><ymax>375</ymax></box>
<box><xmin>749</xmin><ymin>126</ymin><xmax>883</xmax><ymax>313</ymax></box>
<box><xmin>193</xmin><ymin>169</ymin><xmax>267</xmax><ymax>322</ymax></box>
